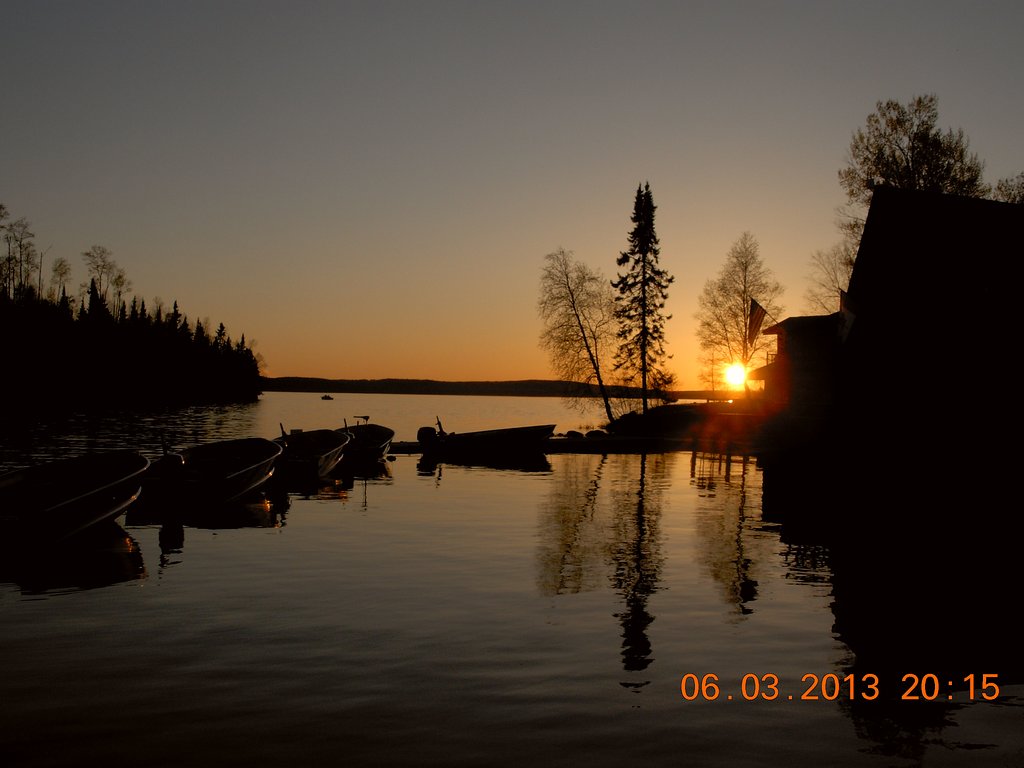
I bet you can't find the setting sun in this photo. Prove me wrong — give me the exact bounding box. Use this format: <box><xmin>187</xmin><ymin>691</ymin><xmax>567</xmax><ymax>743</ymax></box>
<box><xmin>724</xmin><ymin>363</ymin><xmax>746</xmax><ymax>387</ymax></box>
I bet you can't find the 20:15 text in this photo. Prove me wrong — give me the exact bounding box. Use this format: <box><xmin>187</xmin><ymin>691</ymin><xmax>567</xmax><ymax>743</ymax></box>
<box><xmin>680</xmin><ymin>673</ymin><xmax>1000</xmax><ymax>702</ymax></box>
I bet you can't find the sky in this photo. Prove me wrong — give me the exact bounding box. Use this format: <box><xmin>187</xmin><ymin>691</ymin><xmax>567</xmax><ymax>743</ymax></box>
<box><xmin>3</xmin><ymin>0</ymin><xmax>1022</xmax><ymax>386</ymax></box>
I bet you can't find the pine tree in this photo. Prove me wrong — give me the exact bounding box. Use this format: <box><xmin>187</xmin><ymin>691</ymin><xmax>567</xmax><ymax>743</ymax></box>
<box><xmin>85</xmin><ymin>278</ymin><xmax>111</xmax><ymax>322</ymax></box>
<box><xmin>611</xmin><ymin>182</ymin><xmax>674</xmax><ymax>414</ymax></box>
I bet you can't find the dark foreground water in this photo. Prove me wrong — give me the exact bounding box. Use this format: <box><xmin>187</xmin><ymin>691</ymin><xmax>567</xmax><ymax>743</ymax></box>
<box><xmin>1</xmin><ymin>393</ymin><xmax>1021</xmax><ymax>767</ymax></box>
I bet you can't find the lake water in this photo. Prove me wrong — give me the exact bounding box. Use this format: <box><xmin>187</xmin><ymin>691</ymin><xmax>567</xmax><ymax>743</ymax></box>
<box><xmin>1</xmin><ymin>392</ymin><xmax>1021</xmax><ymax>767</ymax></box>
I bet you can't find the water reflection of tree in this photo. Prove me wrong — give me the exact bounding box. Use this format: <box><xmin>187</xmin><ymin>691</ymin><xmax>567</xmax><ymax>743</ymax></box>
<box><xmin>536</xmin><ymin>454</ymin><xmax>610</xmax><ymax>596</ymax></box>
<box><xmin>777</xmin><ymin>541</ymin><xmax>832</xmax><ymax>587</ymax></box>
<box><xmin>536</xmin><ymin>453</ymin><xmax>669</xmax><ymax>681</ymax></box>
<box><xmin>607</xmin><ymin>453</ymin><xmax>668</xmax><ymax>677</ymax></box>
<box><xmin>690</xmin><ymin>452</ymin><xmax>761</xmax><ymax>616</ymax></box>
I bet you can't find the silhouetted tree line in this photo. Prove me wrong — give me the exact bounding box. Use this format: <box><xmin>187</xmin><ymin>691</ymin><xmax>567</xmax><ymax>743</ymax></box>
<box><xmin>2</xmin><ymin>203</ymin><xmax>262</xmax><ymax>413</ymax></box>
<box><xmin>2</xmin><ymin>285</ymin><xmax>262</xmax><ymax>412</ymax></box>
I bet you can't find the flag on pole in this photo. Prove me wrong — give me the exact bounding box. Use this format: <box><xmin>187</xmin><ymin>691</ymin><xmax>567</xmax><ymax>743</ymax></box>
<box><xmin>747</xmin><ymin>298</ymin><xmax>767</xmax><ymax>346</ymax></box>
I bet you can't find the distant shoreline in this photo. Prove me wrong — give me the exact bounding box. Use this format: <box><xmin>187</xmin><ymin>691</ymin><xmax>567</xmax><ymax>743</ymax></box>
<box><xmin>261</xmin><ymin>377</ymin><xmax>717</xmax><ymax>401</ymax></box>
<box><xmin>262</xmin><ymin>377</ymin><xmax>608</xmax><ymax>398</ymax></box>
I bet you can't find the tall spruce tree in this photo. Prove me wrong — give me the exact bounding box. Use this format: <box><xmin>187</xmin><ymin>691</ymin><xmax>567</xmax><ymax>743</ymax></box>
<box><xmin>612</xmin><ymin>182</ymin><xmax>674</xmax><ymax>414</ymax></box>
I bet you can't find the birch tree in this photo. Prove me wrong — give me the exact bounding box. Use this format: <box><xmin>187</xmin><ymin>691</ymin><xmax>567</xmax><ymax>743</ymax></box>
<box><xmin>538</xmin><ymin>247</ymin><xmax>617</xmax><ymax>423</ymax></box>
<box><xmin>696</xmin><ymin>232</ymin><xmax>783</xmax><ymax>383</ymax></box>
<box><xmin>803</xmin><ymin>240</ymin><xmax>855</xmax><ymax>314</ymax></box>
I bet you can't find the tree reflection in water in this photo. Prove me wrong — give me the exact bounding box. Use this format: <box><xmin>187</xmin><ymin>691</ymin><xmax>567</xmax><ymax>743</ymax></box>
<box><xmin>691</xmin><ymin>452</ymin><xmax>760</xmax><ymax>616</ymax></box>
<box><xmin>607</xmin><ymin>453</ymin><xmax>667</xmax><ymax>680</ymax></box>
<box><xmin>536</xmin><ymin>453</ymin><xmax>667</xmax><ymax>682</ymax></box>
<box><xmin>537</xmin><ymin>450</ymin><xmax>777</xmax><ymax>682</ymax></box>
<box><xmin>535</xmin><ymin>453</ymin><xmax>609</xmax><ymax>597</ymax></box>
<box><xmin>536</xmin><ymin>453</ymin><xmax>673</xmax><ymax>684</ymax></box>
<box><xmin>533</xmin><ymin>447</ymin><xmax>1022</xmax><ymax>762</ymax></box>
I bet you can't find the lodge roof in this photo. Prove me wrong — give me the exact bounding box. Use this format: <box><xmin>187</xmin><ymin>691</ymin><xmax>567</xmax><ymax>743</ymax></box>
<box><xmin>843</xmin><ymin>186</ymin><xmax>1022</xmax><ymax>365</ymax></box>
<box><xmin>762</xmin><ymin>314</ymin><xmax>839</xmax><ymax>336</ymax></box>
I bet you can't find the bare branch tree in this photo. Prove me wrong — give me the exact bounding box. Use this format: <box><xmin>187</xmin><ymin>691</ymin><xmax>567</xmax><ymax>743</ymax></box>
<box><xmin>695</xmin><ymin>232</ymin><xmax>783</xmax><ymax>386</ymax></box>
<box><xmin>110</xmin><ymin>266</ymin><xmax>132</xmax><ymax>320</ymax></box>
<box><xmin>538</xmin><ymin>248</ymin><xmax>618</xmax><ymax>423</ymax></box>
<box><xmin>49</xmin><ymin>256</ymin><xmax>73</xmax><ymax>301</ymax></box>
<box><xmin>2</xmin><ymin>217</ymin><xmax>37</xmax><ymax>298</ymax></box>
<box><xmin>994</xmin><ymin>172</ymin><xmax>1024</xmax><ymax>204</ymax></box>
<box><xmin>803</xmin><ymin>240</ymin><xmax>856</xmax><ymax>314</ymax></box>
<box><xmin>81</xmin><ymin>245</ymin><xmax>119</xmax><ymax>302</ymax></box>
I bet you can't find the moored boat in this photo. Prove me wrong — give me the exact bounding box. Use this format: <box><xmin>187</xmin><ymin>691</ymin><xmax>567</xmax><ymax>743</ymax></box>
<box><xmin>143</xmin><ymin>437</ymin><xmax>282</xmax><ymax>505</ymax></box>
<box><xmin>416</xmin><ymin>419</ymin><xmax>555</xmax><ymax>459</ymax></box>
<box><xmin>335</xmin><ymin>419</ymin><xmax>395</xmax><ymax>471</ymax></box>
<box><xmin>274</xmin><ymin>426</ymin><xmax>350</xmax><ymax>482</ymax></box>
<box><xmin>0</xmin><ymin>450</ymin><xmax>150</xmax><ymax>543</ymax></box>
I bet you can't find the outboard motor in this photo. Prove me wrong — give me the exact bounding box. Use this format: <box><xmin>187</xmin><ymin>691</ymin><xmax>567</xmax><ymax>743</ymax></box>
<box><xmin>417</xmin><ymin>426</ymin><xmax>439</xmax><ymax>449</ymax></box>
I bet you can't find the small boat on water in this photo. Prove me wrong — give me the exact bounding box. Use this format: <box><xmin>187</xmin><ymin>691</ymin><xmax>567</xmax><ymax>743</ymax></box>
<box><xmin>335</xmin><ymin>418</ymin><xmax>395</xmax><ymax>471</ymax></box>
<box><xmin>274</xmin><ymin>425</ymin><xmax>350</xmax><ymax>482</ymax></box>
<box><xmin>143</xmin><ymin>437</ymin><xmax>282</xmax><ymax>505</ymax></box>
<box><xmin>321</xmin><ymin>394</ymin><xmax>334</xmax><ymax>400</ymax></box>
<box><xmin>0</xmin><ymin>450</ymin><xmax>150</xmax><ymax>543</ymax></box>
<box><xmin>416</xmin><ymin>419</ymin><xmax>555</xmax><ymax>459</ymax></box>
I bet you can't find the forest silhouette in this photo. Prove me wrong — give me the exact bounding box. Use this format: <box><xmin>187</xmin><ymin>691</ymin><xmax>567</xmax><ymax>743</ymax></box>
<box><xmin>2</xmin><ymin>281</ymin><xmax>261</xmax><ymax>416</ymax></box>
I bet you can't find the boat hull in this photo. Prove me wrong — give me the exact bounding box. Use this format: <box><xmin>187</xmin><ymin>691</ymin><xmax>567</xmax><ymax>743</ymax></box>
<box><xmin>0</xmin><ymin>450</ymin><xmax>150</xmax><ymax>543</ymax></box>
<box><xmin>274</xmin><ymin>429</ymin><xmax>350</xmax><ymax>483</ymax></box>
<box><xmin>335</xmin><ymin>423</ymin><xmax>395</xmax><ymax>473</ymax></box>
<box><xmin>417</xmin><ymin>423</ymin><xmax>555</xmax><ymax>461</ymax></box>
<box><xmin>143</xmin><ymin>437</ymin><xmax>282</xmax><ymax>505</ymax></box>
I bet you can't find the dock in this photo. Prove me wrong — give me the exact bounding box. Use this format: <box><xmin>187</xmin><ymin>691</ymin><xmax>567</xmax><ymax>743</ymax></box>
<box><xmin>390</xmin><ymin>434</ymin><xmax>750</xmax><ymax>456</ymax></box>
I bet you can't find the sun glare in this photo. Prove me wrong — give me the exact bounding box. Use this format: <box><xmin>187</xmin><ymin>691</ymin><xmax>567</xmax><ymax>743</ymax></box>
<box><xmin>724</xmin><ymin>363</ymin><xmax>746</xmax><ymax>388</ymax></box>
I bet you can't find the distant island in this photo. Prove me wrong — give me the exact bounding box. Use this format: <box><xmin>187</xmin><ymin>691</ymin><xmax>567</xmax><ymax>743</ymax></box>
<box><xmin>261</xmin><ymin>377</ymin><xmax>717</xmax><ymax>401</ymax></box>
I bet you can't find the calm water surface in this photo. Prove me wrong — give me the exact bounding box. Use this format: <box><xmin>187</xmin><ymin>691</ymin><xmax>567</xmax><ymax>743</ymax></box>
<box><xmin>1</xmin><ymin>393</ymin><xmax>1020</xmax><ymax>767</ymax></box>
